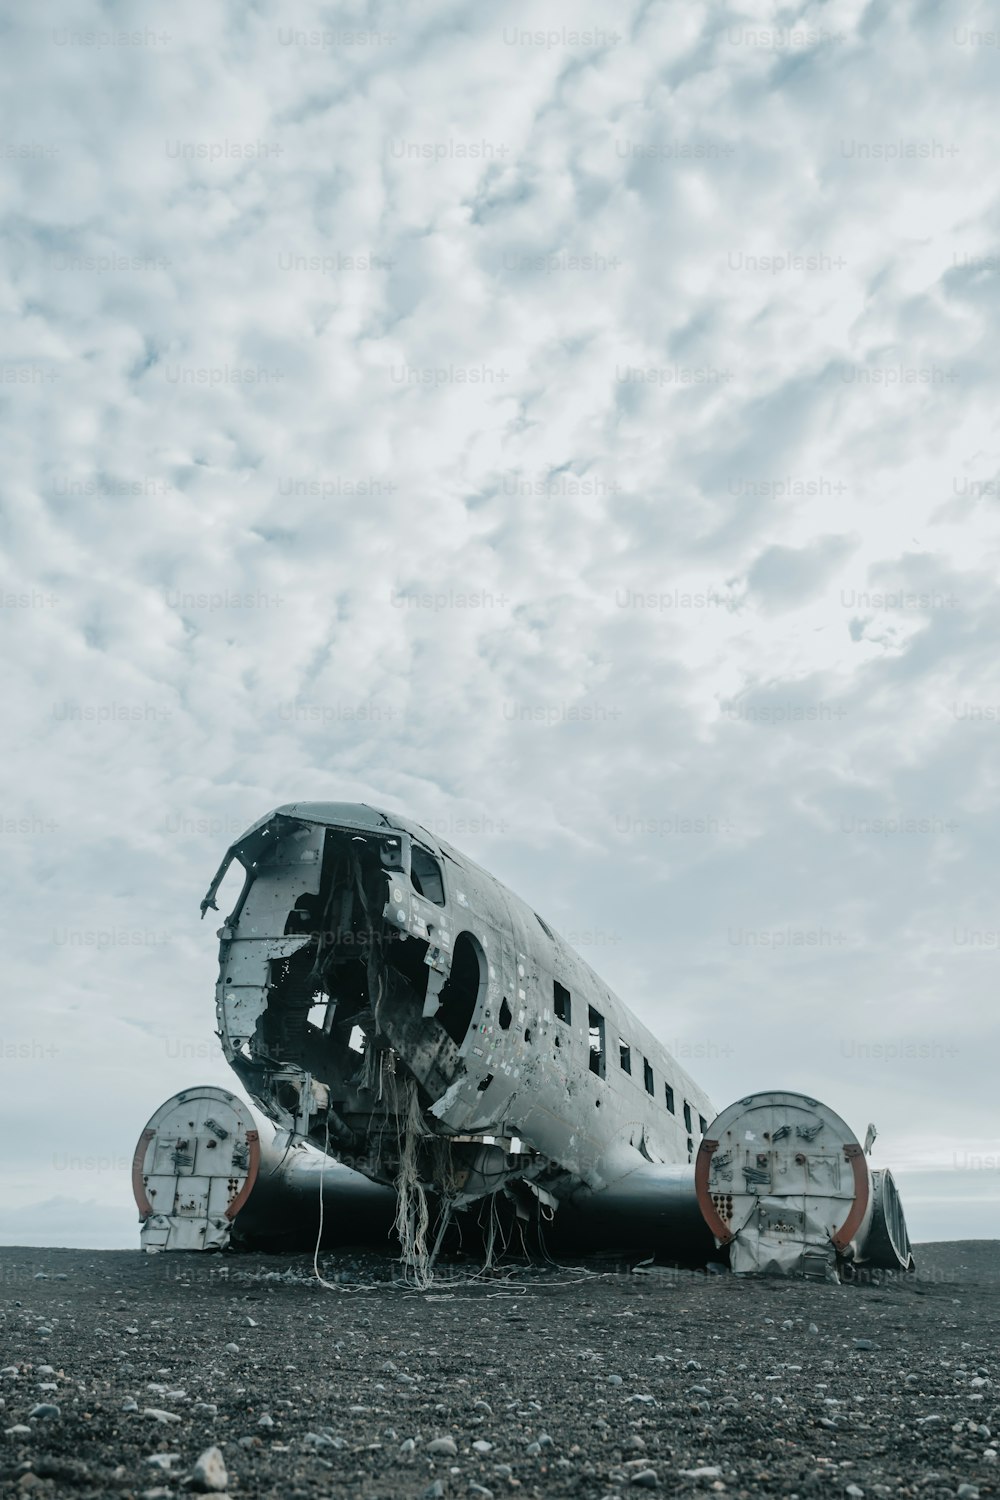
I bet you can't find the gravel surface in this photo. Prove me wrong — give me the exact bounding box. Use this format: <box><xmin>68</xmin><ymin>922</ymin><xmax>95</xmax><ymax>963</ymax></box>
<box><xmin>1</xmin><ymin>1242</ymin><xmax>997</xmax><ymax>1499</ymax></box>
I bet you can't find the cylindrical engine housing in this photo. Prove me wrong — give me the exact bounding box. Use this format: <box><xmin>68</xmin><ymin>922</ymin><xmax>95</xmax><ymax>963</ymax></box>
<box><xmin>695</xmin><ymin>1090</ymin><xmax>912</xmax><ymax>1278</ymax></box>
<box><xmin>132</xmin><ymin>1086</ymin><xmax>396</xmax><ymax>1252</ymax></box>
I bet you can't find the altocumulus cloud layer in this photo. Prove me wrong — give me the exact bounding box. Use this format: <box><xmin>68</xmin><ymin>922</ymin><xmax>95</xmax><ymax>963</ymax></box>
<box><xmin>1</xmin><ymin>0</ymin><xmax>999</xmax><ymax>1247</ymax></box>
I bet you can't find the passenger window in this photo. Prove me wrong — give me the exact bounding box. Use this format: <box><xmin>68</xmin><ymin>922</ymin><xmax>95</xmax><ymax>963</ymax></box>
<box><xmin>643</xmin><ymin>1057</ymin><xmax>654</xmax><ymax>1096</ymax></box>
<box><xmin>683</xmin><ymin>1101</ymin><xmax>692</xmax><ymax>1133</ymax></box>
<box><xmin>410</xmin><ymin>845</ymin><xmax>445</xmax><ymax>905</ymax></box>
<box><xmin>553</xmin><ymin>981</ymin><xmax>571</xmax><ymax>1024</ymax></box>
<box><xmin>698</xmin><ymin>1114</ymin><xmax>707</xmax><ymax>1136</ymax></box>
<box><xmin>588</xmin><ymin>1006</ymin><xmax>606</xmax><ymax>1077</ymax></box>
<box><xmin>619</xmin><ymin>1038</ymin><xmax>632</xmax><ymax>1074</ymax></box>
<box><xmin>664</xmin><ymin>1083</ymin><xmax>675</xmax><ymax>1114</ymax></box>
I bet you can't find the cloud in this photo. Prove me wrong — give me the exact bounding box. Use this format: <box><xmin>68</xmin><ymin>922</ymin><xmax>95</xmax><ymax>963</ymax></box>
<box><xmin>747</xmin><ymin>534</ymin><xmax>858</xmax><ymax>609</ymax></box>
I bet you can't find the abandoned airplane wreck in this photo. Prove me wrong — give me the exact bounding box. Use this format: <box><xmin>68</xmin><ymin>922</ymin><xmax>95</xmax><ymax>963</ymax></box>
<box><xmin>134</xmin><ymin>801</ymin><xmax>913</xmax><ymax>1279</ymax></box>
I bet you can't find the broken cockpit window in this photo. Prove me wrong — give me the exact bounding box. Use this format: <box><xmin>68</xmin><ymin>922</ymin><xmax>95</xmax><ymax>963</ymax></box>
<box><xmin>553</xmin><ymin>980</ymin><xmax>571</xmax><ymax>1024</ymax></box>
<box><xmin>410</xmin><ymin>845</ymin><xmax>445</xmax><ymax>905</ymax></box>
<box><xmin>619</xmin><ymin>1038</ymin><xmax>632</xmax><ymax>1074</ymax></box>
<box><xmin>379</xmin><ymin>835</ymin><xmax>405</xmax><ymax>870</ymax></box>
<box><xmin>643</xmin><ymin>1056</ymin><xmax>654</xmax><ymax>1095</ymax></box>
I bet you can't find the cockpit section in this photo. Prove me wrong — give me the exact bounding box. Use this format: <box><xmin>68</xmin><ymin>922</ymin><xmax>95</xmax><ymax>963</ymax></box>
<box><xmin>201</xmin><ymin>807</ymin><xmax>530</xmax><ymax>1214</ymax></box>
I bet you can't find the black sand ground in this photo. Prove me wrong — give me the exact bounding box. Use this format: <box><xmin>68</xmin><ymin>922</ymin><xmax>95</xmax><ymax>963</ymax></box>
<box><xmin>1</xmin><ymin>1242</ymin><xmax>997</xmax><ymax>1499</ymax></box>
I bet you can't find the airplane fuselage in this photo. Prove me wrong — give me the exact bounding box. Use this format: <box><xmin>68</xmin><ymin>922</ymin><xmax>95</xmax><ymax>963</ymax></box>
<box><xmin>203</xmin><ymin>802</ymin><xmax>714</xmax><ymax>1213</ymax></box>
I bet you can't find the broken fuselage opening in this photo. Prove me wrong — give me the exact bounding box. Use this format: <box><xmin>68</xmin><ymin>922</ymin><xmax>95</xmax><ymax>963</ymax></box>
<box><xmin>436</xmin><ymin>930</ymin><xmax>487</xmax><ymax>1047</ymax></box>
<box><xmin>251</xmin><ymin>831</ymin><xmax>428</xmax><ymax>1073</ymax></box>
<box><xmin>208</xmin><ymin>811</ymin><xmax>529</xmax><ymax>1210</ymax></box>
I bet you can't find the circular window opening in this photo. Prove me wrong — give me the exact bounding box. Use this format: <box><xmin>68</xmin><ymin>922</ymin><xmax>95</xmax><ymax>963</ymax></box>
<box><xmin>436</xmin><ymin>931</ymin><xmax>488</xmax><ymax>1048</ymax></box>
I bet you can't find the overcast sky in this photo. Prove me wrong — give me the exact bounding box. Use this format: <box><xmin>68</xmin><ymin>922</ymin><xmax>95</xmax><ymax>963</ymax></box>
<box><xmin>2</xmin><ymin>0</ymin><xmax>999</xmax><ymax>1251</ymax></box>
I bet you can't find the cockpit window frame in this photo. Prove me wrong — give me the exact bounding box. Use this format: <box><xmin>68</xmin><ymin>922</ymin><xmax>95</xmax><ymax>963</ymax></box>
<box><xmin>410</xmin><ymin>843</ymin><xmax>446</xmax><ymax>906</ymax></box>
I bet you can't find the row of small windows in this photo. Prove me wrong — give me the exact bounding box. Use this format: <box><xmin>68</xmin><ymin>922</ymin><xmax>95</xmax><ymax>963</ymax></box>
<box><xmin>423</xmin><ymin>886</ymin><xmax>709</xmax><ymax>1138</ymax></box>
<box><xmin>413</xmin><ymin>884</ymin><xmax>707</xmax><ymax>1132</ymax></box>
<box><xmin>555</xmin><ymin>982</ymin><xmax>706</xmax><ymax>1134</ymax></box>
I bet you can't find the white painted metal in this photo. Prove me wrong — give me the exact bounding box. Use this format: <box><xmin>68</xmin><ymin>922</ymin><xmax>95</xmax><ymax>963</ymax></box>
<box><xmin>698</xmin><ymin>1090</ymin><xmax>872</xmax><ymax>1279</ymax></box>
<box><xmin>133</xmin><ymin>1086</ymin><xmax>258</xmax><ymax>1251</ymax></box>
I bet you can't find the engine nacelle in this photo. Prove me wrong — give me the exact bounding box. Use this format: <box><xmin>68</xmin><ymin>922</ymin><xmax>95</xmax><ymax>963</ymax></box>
<box><xmin>696</xmin><ymin>1090</ymin><xmax>913</xmax><ymax>1279</ymax></box>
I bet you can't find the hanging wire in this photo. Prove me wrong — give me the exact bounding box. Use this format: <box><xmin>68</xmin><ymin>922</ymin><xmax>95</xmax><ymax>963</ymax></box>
<box><xmin>311</xmin><ymin>1115</ymin><xmax>340</xmax><ymax>1292</ymax></box>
